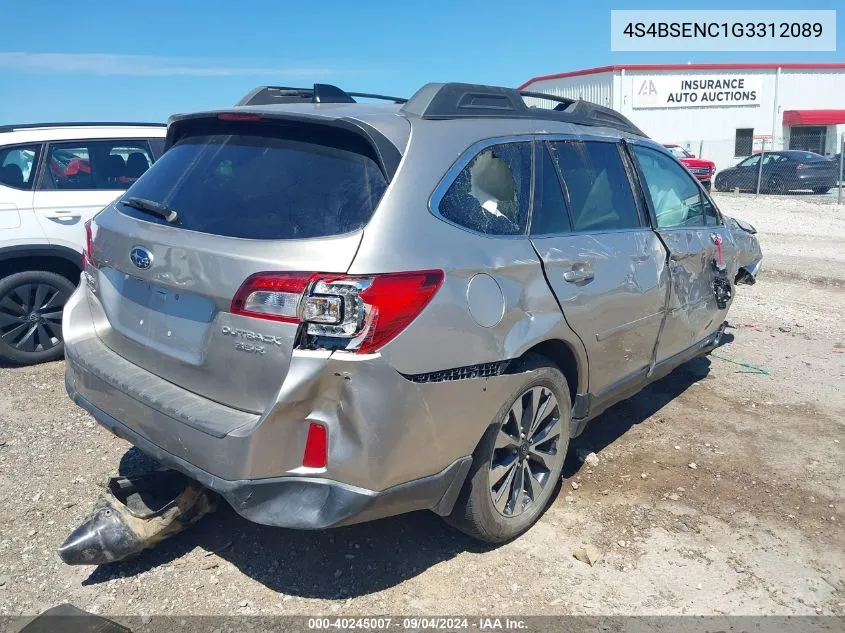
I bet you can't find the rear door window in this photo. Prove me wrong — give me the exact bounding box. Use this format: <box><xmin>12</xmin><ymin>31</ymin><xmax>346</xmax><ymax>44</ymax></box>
<box><xmin>42</xmin><ymin>140</ymin><xmax>154</xmax><ymax>191</ymax></box>
<box><xmin>117</xmin><ymin>128</ymin><xmax>388</xmax><ymax>240</ymax></box>
<box><xmin>548</xmin><ymin>141</ymin><xmax>642</xmax><ymax>232</ymax></box>
<box><xmin>436</xmin><ymin>142</ymin><xmax>531</xmax><ymax>236</ymax></box>
<box><xmin>0</xmin><ymin>144</ymin><xmax>42</xmax><ymax>190</ymax></box>
<box><xmin>530</xmin><ymin>144</ymin><xmax>571</xmax><ymax>235</ymax></box>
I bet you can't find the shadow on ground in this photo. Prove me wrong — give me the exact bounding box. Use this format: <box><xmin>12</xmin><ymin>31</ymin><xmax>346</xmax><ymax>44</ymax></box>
<box><xmin>81</xmin><ymin>340</ymin><xmax>728</xmax><ymax>598</ymax></box>
<box><xmin>563</xmin><ymin>348</ymin><xmax>723</xmax><ymax>478</ymax></box>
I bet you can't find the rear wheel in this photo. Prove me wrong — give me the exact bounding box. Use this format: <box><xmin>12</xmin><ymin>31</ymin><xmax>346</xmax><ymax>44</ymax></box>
<box><xmin>766</xmin><ymin>175</ymin><xmax>786</xmax><ymax>194</ymax></box>
<box><xmin>0</xmin><ymin>270</ymin><xmax>76</xmax><ymax>365</ymax></box>
<box><xmin>812</xmin><ymin>187</ymin><xmax>830</xmax><ymax>194</ymax></box>
<box><xmin>446</xmin><ymin>355</ymin><xmax>570</xmax><ymax>543</ymax></box>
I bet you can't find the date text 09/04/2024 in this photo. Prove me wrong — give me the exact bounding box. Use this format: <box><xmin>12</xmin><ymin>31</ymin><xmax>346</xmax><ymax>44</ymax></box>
<box><xmin>622</xmin><ymin>22</ymin><xmax>823</xmax><ymax>39</ymax></box>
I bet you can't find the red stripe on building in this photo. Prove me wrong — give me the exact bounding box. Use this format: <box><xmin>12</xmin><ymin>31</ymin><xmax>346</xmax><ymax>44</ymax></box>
<box><xmin>783</xmin><ymin>110</ymin><xmax>845</xmax><ymax>126</ymax></box>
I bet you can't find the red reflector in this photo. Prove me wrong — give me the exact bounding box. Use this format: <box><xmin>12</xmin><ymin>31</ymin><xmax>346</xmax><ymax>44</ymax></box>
<box><xmin>357</xmin><ymin>270</ymin><xmax>444</xmax><ymax>354</ymax></box>
<box><xmin>82</xmin><ymin>219</ymin><xmax>93</xmax><ymax>268</ymax></box>
<box><xmin>217</xmin><ymin>112</ymin><xmax>264</xmax><ymax>122</ymax></box>
<box><xmin>302</xmin><ymin>422</ymin><xmax>328</xmax><ymax>468</ymax></box>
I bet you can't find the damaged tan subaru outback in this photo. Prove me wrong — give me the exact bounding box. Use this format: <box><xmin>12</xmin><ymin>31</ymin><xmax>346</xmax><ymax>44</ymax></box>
<box><xmin>60</xmin><ymin>82</ymin><xmax>762</xmax><ymax>554</ymax></box>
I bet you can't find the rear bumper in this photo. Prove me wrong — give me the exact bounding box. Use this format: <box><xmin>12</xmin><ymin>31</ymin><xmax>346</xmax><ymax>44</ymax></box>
<box><xmin>792</xmin><ymin>174</ymin><xmax>836</xmax><ymax>189</ymax></box>
<box><xmin>65</xmin><ymin>381</ymin><xmax>470</xmax><ymax>528</ymax></box>
<box><xmin>62</xmin><ymin>284</ymin><xmax>525</xmax><ymax>528</ymax></box>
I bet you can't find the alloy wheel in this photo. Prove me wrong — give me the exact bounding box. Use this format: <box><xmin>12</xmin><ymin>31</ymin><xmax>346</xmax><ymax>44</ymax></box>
<box><xmin>489</xmin><ymin>386</ymin><xmax>564</xmax><ymax>517</ymax></box>
<box><xmin>0</xmin><ymin>282</ymin><xmax>67</xmax><ymax>353</ymax></box>
<box><xmin>767</xmin><ymin>176</ymin><xmax>786</xmax><ymax>194</ymax></box>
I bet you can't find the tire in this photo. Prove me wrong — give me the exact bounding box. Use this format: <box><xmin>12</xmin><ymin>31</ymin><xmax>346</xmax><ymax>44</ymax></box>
<box><xmin>445</xmin><ymin>354</ymin><xmax>571</xmax><ymax>543</ymax></box>
<box><xmin>766</xmin><ymin>175</ymin><xmax>786</xmax><ymax>195</ymax></box>
<box><xmin>714</xmin><ymin>176</ymin><xmax>728</xmax><ymax>193</ymax></box>
<box><xmin>812</xmin><ymin>187</ymin><xmax>830</xmax><ymax>194</ymax></box>
<box><xmin>0</xmin><ymin>270</ymin><xmax>77</xmax><ymax>366</ymax></box>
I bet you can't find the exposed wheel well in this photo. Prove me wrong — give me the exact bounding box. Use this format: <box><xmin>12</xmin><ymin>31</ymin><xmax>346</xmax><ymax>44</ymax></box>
<box><xmin>0</xmin><ymin>255</ymin><xmax>81</xmax><ymax>285</ymax></box>
<box><xmin>512</xmin><ymin>339</ymin><xmax>580</xmax><ymax>405</ymax></box>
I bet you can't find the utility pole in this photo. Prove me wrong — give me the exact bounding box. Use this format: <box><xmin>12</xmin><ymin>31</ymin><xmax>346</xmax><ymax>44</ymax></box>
<box><xmin>838</xmin><ymin>133</ymin><xmax>844</xmax><ymax>205</ymax></box>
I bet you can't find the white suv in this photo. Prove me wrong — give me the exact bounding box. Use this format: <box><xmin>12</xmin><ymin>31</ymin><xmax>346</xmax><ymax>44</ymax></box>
<box><xmin>0</xmin><ymin>122</ymin><xmax>166</xmax><ymax>365</ymax></box>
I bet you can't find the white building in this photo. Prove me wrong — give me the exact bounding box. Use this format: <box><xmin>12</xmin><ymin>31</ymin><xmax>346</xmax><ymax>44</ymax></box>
<box><xmin>520</xmin><ymin>63</ymin><xmax>845</xmax><ymax>171</ymax></box>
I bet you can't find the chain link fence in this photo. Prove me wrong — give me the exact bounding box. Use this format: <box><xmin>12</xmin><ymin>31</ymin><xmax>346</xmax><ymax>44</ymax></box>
<box><xmin>673</xmin><ymin>134</ymin><xmax>844</xmax><ymax>203</ymax></box>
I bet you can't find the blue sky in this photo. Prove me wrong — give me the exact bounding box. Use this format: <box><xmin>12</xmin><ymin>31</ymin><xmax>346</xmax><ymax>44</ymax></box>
<box><xmin>0</xmin><ymin>0</ymin><xmax>841</xmax><ymax>123</ymax></box>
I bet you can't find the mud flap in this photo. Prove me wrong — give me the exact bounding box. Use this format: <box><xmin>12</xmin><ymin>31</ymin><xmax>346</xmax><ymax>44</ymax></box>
<box><xmin>58</xmin><ymin>470</ymin><xmax>216</xmax><ymax>566</ymax></box>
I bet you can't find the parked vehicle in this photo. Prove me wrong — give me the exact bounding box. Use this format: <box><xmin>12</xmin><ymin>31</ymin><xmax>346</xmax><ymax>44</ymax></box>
<box><xmin>63</xmin><ymin>83</ymin><xmax>762</xmax><ymax>543</ymax></box>
<box><xmin>714</xmin><ymin>150</ymin><xmax>838</xmax><ymax>194</ymax></box>
<box><xmin>662</xmin><ymin>144</ymin><xmax>715</xmax><ymax>192</ymax></box>
<box><xmin>0</xmin><ymin>122</ymin><xmax>166</xmax><ymax>365</ymax></box>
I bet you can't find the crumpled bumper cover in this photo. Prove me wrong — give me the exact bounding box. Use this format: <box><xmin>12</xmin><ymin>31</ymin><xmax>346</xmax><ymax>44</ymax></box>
<box><xmin>66</xmin><ymin>375</ymin><xmax>470</xmax><ymax>529</ymax></box>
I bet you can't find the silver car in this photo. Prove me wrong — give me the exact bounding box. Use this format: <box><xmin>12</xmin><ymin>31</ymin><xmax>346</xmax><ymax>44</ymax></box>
<box><xmin>63</xmin><ymin>82</ymin><xmax>762</xmax><ymax>543</ymax></box>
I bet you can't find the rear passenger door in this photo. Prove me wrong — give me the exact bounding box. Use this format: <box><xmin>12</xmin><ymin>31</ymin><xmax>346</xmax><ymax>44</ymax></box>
<box><xmin>629</xmin><ymin>144</ymin><xmax>726</xmax><ymax>365</ymax></box>
<box><xmin>32</xmin><ymin>139</ymin><xmax>155</xmax><ymax>254</ymax></box>
<box><xmin>529</xmin><ymin>139</ymin><xmax>668</xmax><ymax>398</ymax></box>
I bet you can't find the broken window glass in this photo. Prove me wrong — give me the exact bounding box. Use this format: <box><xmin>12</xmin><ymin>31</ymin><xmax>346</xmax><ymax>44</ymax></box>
<box><xmin>438</xmin><ymin>142</ymin><xmax>531</xmax><ymax>235</ymax></box>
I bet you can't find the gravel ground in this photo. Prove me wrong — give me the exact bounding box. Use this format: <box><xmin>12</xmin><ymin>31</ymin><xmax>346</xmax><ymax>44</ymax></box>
<box><xmin>1</xmin><ymin>193</ymin><xmax>843</xmax><ymax>617</ymax></box>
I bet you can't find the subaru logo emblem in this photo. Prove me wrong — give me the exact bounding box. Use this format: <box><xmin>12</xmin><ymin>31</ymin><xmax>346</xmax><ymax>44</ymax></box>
<box><xmin>130</xmin><ymin>247</ymin><xmax>152</xmax><ymax>270</ymax></box>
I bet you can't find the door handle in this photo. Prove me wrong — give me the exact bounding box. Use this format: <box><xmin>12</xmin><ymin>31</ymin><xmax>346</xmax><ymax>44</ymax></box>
<box><xmin>563</xmin><ymin>269</ymin><xmax>595</xmax><ymax>284</ymax></box>
<box><xmin>45</xmin><ymin>214</ymin><xmax>81</xmax><ymax>224</ymax></box>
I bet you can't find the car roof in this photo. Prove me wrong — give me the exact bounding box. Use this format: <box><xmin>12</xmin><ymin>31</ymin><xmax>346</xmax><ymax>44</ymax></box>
<box><xmin>0</xmin><ymin>122</ymin><xmax>166</xmax><ymax>145</ymax></box>
<box><xmin>169</xmin><ymin>82</ymin><xmax>648</xmax><ymax>157</ymax></box>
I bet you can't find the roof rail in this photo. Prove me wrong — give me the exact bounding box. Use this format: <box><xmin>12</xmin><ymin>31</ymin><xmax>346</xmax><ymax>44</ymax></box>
<box><xmin>399</xmin><ymin>83</ymin><xmax>645</xmax><ymax>136</ymax></box>
<box><xmin>236</xmin><ymin>84</ymin><xmax>407</xmax><ymax>107</ymax></box>
<box><xmin>0</xmin><ymin>121</ymin><xmax>165</xmax><ymax>134</ymax></box>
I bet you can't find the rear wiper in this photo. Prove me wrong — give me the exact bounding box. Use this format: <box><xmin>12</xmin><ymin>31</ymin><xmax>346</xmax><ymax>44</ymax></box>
<box><xmin>121</xmin><ymin>197</ymin><xmax>179</xmax><ymax>223</ymax></box>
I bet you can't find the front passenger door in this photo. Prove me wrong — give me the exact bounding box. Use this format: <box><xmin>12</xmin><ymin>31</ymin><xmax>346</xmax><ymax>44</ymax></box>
<box><xmin>630</xmin><ymin>144</ymin><xmax>727</xmax><ymax>366</ymax></box>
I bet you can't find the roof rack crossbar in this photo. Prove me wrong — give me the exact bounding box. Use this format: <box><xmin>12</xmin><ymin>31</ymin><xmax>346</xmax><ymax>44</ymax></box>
<box><xmin>0</xmin><ymin>121</ymin><xmax>165</xmax><ymax>134</ymax></box>
<box><xmin>518</xmin><ymin>90</ymin><xmax>575</xmax><ymax>107</ymax></box>
<box><xmin>236</xmin><ymin>84</ymin><xmax>407</xmax><ymax>107</ymax></box>
<box><xmin>400</xmin><ymin>83</ymin><xmax>645</xmax><ymax>136</ymax></box>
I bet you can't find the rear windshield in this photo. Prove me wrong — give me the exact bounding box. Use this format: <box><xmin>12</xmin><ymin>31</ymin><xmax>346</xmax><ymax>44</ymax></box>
<box><xmin>788</xmin><ymin>152</ymin><xmax>826</xmax><ymax>162</ymax></box>
<box><xmin>116</xmin><ymin>127</ymin><xmax>387</xmax><ymax>239</ymax></box>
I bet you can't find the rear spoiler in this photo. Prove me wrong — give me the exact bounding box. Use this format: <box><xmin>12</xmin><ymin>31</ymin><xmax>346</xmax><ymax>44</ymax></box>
<box><xmin>164</xmin><ymin>111</ymin><xmax>403</xmax><ymax>181</ymax></box>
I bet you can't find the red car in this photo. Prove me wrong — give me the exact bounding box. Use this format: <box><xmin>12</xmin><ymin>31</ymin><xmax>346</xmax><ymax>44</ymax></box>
<box><xmin>662</xmin><ymin>144</ymin><xmax>715</xmax><ymax>192</ymax></box>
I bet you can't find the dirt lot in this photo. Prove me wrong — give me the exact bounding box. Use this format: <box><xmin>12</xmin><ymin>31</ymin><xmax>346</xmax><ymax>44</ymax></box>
<box><xmin>1</xmin><ymin>193</ymin><xmax>843</xmax><ymax>617</ymax></box>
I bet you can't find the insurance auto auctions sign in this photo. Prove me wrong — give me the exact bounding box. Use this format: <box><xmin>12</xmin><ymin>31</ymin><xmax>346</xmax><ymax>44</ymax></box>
<box><xmin>632</xmin><ymin>75</ymin><xmax>762</xmax><ymax>109</ymax></box>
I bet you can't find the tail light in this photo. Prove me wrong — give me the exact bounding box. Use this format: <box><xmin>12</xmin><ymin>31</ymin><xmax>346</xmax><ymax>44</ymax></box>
<box><xmin>231</xmin><ymin>270</ymin><xmax>444</xmax><ymax>354</ymax></box>
<box><xmin>82</xmin><ymin>219</ymin><xmax>94</xmax><ymax>268</ymax></box>
<box><xmin>218</xmin><ymin>112</ymin><xmax>264</xmax><ymax>122</ymax></box>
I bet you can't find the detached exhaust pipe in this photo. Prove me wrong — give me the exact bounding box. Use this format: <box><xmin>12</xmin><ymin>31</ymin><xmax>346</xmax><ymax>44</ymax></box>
<box><xmin>58</xmin><ymin>470</ymin><xmax>216</xmax><ymax>566</ymax></box>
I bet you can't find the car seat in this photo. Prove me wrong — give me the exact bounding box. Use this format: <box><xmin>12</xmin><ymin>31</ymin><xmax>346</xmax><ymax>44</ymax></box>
<box><xmin>0</xmin><ymin>164</ymin><xmax>24</xmax><ymax>188</ymax></box>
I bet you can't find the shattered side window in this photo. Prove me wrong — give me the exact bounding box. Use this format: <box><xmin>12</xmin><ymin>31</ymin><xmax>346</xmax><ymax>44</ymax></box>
<box><xmin>437</xmin><ymin>142</ymin><xmax>531</xmax><ymax>236</ymax></box>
